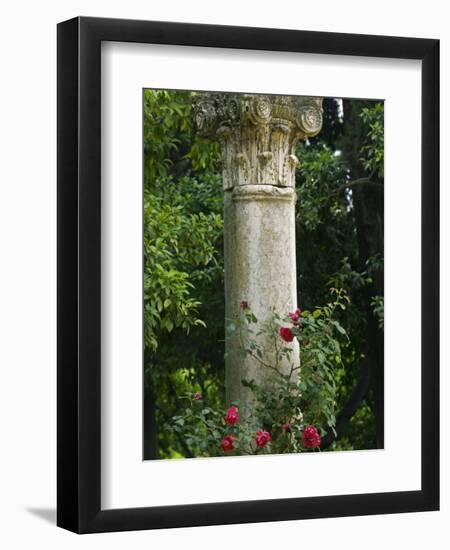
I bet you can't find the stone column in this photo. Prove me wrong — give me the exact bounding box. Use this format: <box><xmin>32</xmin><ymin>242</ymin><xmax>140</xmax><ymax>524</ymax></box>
<box><xmin>193</xmin><ymin>93</ymin><xmax>323</xmax><ymax>411</ymax></box>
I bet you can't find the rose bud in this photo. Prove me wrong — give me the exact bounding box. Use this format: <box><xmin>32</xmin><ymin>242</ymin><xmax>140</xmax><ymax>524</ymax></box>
<box><xmin>279</xmin><ymin>327</ymin><xmax>294</xmax><ymax>343</ymax></box>
<box><xmin>225</xmin><ymin>406</ymin><xmax>240</xmax><ymax>426</ymax></box>
<box><xmin>288</xmin><ymin>308</ymin><xmax>301</xmax><ymax>325</ymax></box>
<box><xmin>302</xmin><ymin>425</ymin><xmax>321</xmax><ymax>449</ymax></box>
<box><xmin>220</xmin><ymin>435</ymin><xmax>235</xmax><ymax>452</ymax></box>
<box><xmin>255</xmin><ymin>429</ymin><xmax>271</xmax><ymax>448</ymax></box>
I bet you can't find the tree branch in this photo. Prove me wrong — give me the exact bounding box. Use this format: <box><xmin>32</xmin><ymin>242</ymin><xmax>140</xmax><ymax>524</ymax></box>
<box><xmin>326</xmin><ymin>177</ymin><xmax>383</xmax><ymax>202</ymax></box>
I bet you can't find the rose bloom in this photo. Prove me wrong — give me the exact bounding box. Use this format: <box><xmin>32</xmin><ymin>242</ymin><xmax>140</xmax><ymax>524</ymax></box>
<box><xmin>193</xmin><ymin>392</ymin><xmax>202</xmax><ymax>401</ymax></box>
<box><xmin>302</xmin><ymin>425</ymin><xmax>321</xmax><ymax>449</ymax></box>
<box><xmin>240</xmin><ymin>300</ymin><xmax>249</xmax><ymax>309</ymax></box>
<box><xmin>279</xmin><ymin>326</ymin><xmax>294</xmax><ymax>342</ymax></box>
<box><xmin>289</xmin><ymin>308</ymin><xmax>301</xmax><ymax>324</ymax></box>
<box><xmin>225</xmin><ymin>406</ymin><xmax>240</xmax><ymax>425</ymax></box>
<box><xmin>220</xmin><ymin>435</ymin><xmax>235</xmax><ymax>452</ymax></box>
<box><xmin>255</xmin><ymin>429</ymin><xmax>271</xmax><ymax>448</ymax></box>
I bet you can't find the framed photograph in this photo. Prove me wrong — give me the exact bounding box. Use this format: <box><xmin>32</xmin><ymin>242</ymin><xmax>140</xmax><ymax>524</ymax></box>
<box><xmin>57</xmin><ymin>16</ymin><xmax>439</xmax><ymax>533</ymax></box>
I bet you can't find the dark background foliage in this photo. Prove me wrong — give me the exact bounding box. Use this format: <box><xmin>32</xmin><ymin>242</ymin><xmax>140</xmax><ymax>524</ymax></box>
<box><xmin>143</xmin><ymin>90</ymin><xmax>384</xmax><ymax>459</ymax></box>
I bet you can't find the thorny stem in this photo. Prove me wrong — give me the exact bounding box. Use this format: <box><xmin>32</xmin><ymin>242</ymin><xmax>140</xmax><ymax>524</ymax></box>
<box><xmin>237</xmin><ymin>320</ymin><xmax>282</xmax><ymax>376</ymax></box>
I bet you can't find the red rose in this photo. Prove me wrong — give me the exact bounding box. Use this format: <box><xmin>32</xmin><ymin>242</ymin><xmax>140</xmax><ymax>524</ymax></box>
<box><xmin>220</xmin><ymin>435</ymin><xmax>235</xmax><ymax>452</ymax></box>
<box><xmin>289</xmin><ymin>308</ymin><xmax>301</xmax><ymax>324</ymax></box>
<box><xmin>281</xmin><ymin>423</ymin><xmax>292</xmax><ymax>433</ymax></box>
<box><xmin>302</xmin><ymin>425</ymin><xmax>321</xmax><ymax>448</ymax></box>
<box><xmin>193</xmin><ymin>392</ymin><xmax>202</xmax><ymax>401</ymax></box>
<box><xmin>279</xmin><ymin>327</ymin><xmax>294</xmax><ymax>342</ymax></box>
<box><xmin>255</xmin><ymin>429</ymin><xmax>271</xmax><ymax>448</ymax></box>
<box><xmin>240</xmin><ymin>300</ymin><xmax>249</xmax><ymax>309</ymax></box>
<box><xmin>225</xmin><ymin>406</ymin><xmax>239</xmax><ymax>425</ymax></box>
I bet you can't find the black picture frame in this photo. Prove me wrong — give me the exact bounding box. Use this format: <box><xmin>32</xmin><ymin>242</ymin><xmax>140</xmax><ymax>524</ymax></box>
<box><xmin>57</xmin><ymin>16</ymin><xmax>439</xmax><ymax>534</ymax></box>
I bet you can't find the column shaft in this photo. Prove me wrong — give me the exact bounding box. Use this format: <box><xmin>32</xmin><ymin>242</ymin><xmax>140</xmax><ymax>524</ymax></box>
<box><xmin>224</xmin><ymin>185</ymin><xmax>299</xmax><ymax>407</ymax></box>
<box><xmin>193</xmin><ymin>93</ymin><xmax>323</xmax><ymax>412</ymax></box>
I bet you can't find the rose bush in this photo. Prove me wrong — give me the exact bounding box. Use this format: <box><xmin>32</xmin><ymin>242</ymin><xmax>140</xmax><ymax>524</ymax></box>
<box><xmin>171</xmin><ymin>288</ymin><xmax>349</xmax><ymax>457</ymax></box>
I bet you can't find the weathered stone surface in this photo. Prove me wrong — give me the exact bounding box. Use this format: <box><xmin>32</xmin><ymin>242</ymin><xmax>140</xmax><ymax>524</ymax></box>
<box><xmin>193</xmin><ymin>92</ymin><xmax>323</xmax><ymax>411</ymax></box>
<box><xmin>193</xmin><ymin>93</ymin><xmax>323</xmax><ymax>190</ymax></box>
<box><xmin>224</xmin><ymin>185</ymin><xmax>299</xmax><ymax>408</ymax></box>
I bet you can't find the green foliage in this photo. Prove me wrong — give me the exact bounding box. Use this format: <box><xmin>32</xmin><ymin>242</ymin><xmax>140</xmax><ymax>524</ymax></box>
<box><xmin>295</xmin><ymin>141</ymin><xmax>356</xmax><ymax>317</ymax></box>
<box><xmin>371</xmin><ymin>296</ymin><xmax>384</xmax><ymax>329</ymax></box>
<box><xmin>143</xmin><ymin>185</ymin><xmax>222</xmax><ymax>350</ymax></box>
<box><xmin>143</xmin><ymin>90</ymin><xmax>191</xmax><ymax>184</ymax></box>
<box><xmin>143</xmin><ymin>89</ymin><xmax>226</xmax><ymax>458</ymax></box>
<box><xmin>144</xmin><ymin>89</ymin><xmax>220</xmax><ymax>188</ymax></box>
<box><xmin>332</xmin><ymin>401</ymin><xmax>376</xmax><ymax>451</ymax></box>
<box><xmin>295</xmin><ymin>288</ymin><xmax>350</xmax><ymax>433</ymax></box>
<box><xmin>172</xmin><ymin>394</ymin><xmax>227</xmax><ymax>456</ymax></box>
<box><xmin>360</xmin><ymin>103</ymin><xmax>384</xmax><ymax>177</ymax></box>
<box><xmin>143</xmin><ymin>89</ymin><xmax>224</xmax><ymax>351</ymax></box>
<box><xmin>296</xmin><ymin>143</ymin><xmax>350</xmax><ymax>230</ymax></box>
<box><xmin>293</xmin><ymin>100</ymin><xmax>384</xmax><ymax>454</ymax></box>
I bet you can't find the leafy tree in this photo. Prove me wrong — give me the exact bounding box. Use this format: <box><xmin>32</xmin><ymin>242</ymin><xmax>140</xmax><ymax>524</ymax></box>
<box><xmin>143</xmin><ymin>90</ymin><xmax>224</xmax><ymax>458</ymax></box>
<box><xmin>295</xmin><ymin>99</ymin><xmax>384</xmax><ymax>450</ymax></box>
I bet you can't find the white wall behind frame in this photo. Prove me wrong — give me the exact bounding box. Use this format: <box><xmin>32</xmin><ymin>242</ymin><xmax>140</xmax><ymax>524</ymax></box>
<box><xmin>1</xmin><ymin>1</ymin><xmax>448</xmax><ymax>549</ymax></box>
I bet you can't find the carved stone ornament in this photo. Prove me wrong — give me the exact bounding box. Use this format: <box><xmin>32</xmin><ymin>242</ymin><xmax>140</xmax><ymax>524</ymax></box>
<box><xmin>192</xmin><ymin>93</ymin><xmax>323</xmax><ymax>190</ymax></box>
